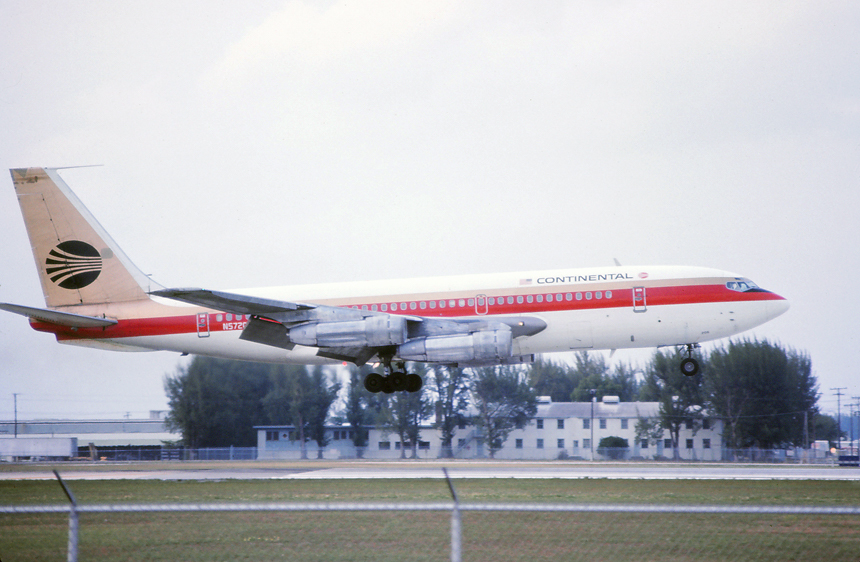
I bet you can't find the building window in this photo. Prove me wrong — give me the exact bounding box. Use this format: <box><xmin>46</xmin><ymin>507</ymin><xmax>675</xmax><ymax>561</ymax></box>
<box><xmin>265</xmin><ymin>430</ymin><xmax>279</xmax><ymax>441</ymax></box>
<box><xmin>379</xmin><ymin>441</ymin><xmax>391</xmax><ymax>450</ymax></box>
<box><xmin>583</xmin><ymin>439</ymin><xmax>591</xmax><ymax>449</ymax></box>
<box><xmin>583</xmin><ymin>418</ymin><xmax>590</xmax><ymax>430</ymax></box>
<box><xmin>536</xmin><ymin>419</ymin><xmax>544</xmax><ymax>430</ymax></box>
<box><xmin>599</xmin><ymin>419</ymin><xmax>607</xmax><ymax>429</ymax></box>
<box><xmin>458</xmin><ymin>420</ymin><xmax>467</xmax><ymax>430</ymax></box>
<box><xmin>621</xmin><ymin>418</ymin><xmax>628</xmax><ymax>430</ymax></box>
<box><xmin>703</xmin><ymin>439</ymin><xmax>711</xmax><ymax>449</ymax></box>
<box><xmin>516</xmin><ymin>439</ymin><xmax>523</xmax><ymax>449</ymax></box>
<box><xmin>702</xmin><ymin>418</ymin><xmax>710</xmax><ymax>430</ymax></box>
<box><xmin>537</xmin><ymin>439</ymin><xmax>544</xmax><ymax>449</ymax></box>
<box><xmin>419</xmin><ymin>441</ymin><xmax>430</xmax><ymax>450</ymax></box>
<box><xmin>686</xmin><ymin>439</ymin><xmax>694</xmax><ymax>449</ymax></box>
<box><xmin>557</xmin><ymin>439</ymin><xmax>565</xmax><ymax>449</ymax></box>
<box><xmin>685</xmin><ymin>419</ymin><xmax>694</xmax><ymax>430</ymax></box>
<box><xmin>641</xmin><ymin>440</ymin><xmax>649</xmax><ymax>449</ymax></box>
<box><xmin>557</xmin><ymin>419</ymin><xmax>564</xmax><ymax>429</ymax></box>
<box><xmin>664</xmin><ymin>438</ymin><xmax>673</xmax><ymax>449</ymax></box>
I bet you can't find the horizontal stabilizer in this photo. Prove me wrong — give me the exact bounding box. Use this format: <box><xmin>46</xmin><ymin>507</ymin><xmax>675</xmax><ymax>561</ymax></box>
<box><xmin>152</xmin><ymin>288</ymin><xmax>314</xmax><ymax>315</ymax></box>
<box><xmin>0</xmin><ymin>302</ymin><xmax>117</xmax><ymax>328</ymax></box>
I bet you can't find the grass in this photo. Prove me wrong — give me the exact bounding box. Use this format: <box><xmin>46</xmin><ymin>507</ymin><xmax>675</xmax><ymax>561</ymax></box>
<box><xmin>1</xmin><ymin>469</ymin><xmax>859</xmax><ymax>561</ymax></box>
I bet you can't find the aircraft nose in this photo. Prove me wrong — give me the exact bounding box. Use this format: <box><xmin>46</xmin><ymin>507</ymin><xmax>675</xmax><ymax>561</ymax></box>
<box><xmin>767</xmin><ymin>295</ymin><xmax>790</xmax><ymax>320</ymax></box>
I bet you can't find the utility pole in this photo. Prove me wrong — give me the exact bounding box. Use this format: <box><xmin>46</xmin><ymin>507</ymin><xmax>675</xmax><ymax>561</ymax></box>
<box><xmin>831</xmin><ymin>388</ymin><xmax>847</xmax><ymax>450</ymax></box>
<box><xmin>13</xmin><ymin>393</ymin><xmax>19</xmax><ymax>438</ymax></box>
<box><xmin>590</xmin><ymin>389</ymin><xmax>596</xmax><ymax>461</ymax></box>
<box><xmin>853</xmin><ymin>397</ymin><xmax>860</xmax><ymax>454</ymax></box>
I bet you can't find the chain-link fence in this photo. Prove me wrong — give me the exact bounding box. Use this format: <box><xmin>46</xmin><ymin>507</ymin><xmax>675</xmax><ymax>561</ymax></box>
<box><xmin>2</xmin><ymin>473</ymin><xmax>858</xmax><ymax>561</ymax></box>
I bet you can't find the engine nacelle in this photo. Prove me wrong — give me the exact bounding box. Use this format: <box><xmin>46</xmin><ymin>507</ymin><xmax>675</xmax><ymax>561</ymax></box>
<box><xmin>289</xmin><ymin>315</ymin><xmax>408</xmax><ymax>347</ymax></box>
<box><xmin>397</xmin><ymin>329</ymin><xmax>513</xmax><ymax>363</ymax></box>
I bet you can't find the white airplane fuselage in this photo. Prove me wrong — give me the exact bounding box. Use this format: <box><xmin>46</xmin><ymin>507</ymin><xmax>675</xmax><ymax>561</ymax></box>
<box><xmin>30</xmin><ymin>265</ymin><xmax>788</xmax><ymax>365</ymax></box>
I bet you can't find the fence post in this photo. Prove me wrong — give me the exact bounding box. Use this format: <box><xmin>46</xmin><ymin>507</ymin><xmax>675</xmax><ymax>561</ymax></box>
<box><xmin>443</xmin><ymin>468</ymin><xmax>461</xmax><ymax>562</ymax></box>
<box><xmin>53</xmin><ymin>470</ymin><xmax>78</xmax><ymax>562</ymax></box>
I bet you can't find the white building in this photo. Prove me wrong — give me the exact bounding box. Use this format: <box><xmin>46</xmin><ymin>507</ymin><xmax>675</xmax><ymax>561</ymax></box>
<box><xmin>256</xmin><ymin>396</ymin><xmax>724</xmax><ymax>461</ymax></box>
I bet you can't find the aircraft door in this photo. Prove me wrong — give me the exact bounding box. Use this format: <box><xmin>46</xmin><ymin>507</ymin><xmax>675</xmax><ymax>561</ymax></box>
<box><xmin>197</xmin><ymin>312</ymin><xmax>210</xmax><ymax>337</ymax></box>
<box><xmin>475</xmin><ymin>294</ymin><xmax>489</xmax><ymax>315</ymax></box>
<box><xmin>633</xmin><ymin>287</ymin><xmax>647</xmax><ymax>313</ymax></box>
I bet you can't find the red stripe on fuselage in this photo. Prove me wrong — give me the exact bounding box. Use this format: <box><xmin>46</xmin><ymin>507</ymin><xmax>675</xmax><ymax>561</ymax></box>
<box><xmin>34</xmin><ymin>283</ymin><xmax>784</xmax><ymax>341</ymax></box>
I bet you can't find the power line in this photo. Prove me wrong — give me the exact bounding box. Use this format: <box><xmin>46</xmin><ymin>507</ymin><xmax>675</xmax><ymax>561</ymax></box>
<box><xmin>830</xmin><ymin>387</ymin><xmax>847</xmax><ymax>449</ymax></box>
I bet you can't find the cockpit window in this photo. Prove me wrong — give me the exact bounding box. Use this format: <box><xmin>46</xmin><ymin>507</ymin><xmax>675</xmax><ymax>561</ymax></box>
<box><xmin>726</xmin><ymin>279</ymin><xmax>761</xmax><ymax>292</ymax></box>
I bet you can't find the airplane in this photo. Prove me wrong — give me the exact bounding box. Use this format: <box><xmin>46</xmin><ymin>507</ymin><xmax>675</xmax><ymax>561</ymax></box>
<box><xmin>1</xmin><ymin>167</ymin><xmax>789</xmax><ymax>394</ymax></box>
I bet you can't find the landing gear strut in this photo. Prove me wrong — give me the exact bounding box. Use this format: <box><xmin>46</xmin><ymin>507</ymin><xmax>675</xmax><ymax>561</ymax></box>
<box><xmin>363</xmin><ymin>359</ymin><xmax>423</xmax><ymax>394</ymax></box>
<box><xmin>680</xmin><ymin>344</ymin><xmax>700</xmax><ymax>377</ymax></box>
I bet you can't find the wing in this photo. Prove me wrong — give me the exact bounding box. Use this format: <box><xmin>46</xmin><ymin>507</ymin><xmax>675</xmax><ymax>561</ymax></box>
<box><xmin>152</xmin><ymin>288</ymin><xmax>546</xmax><ymax>367</ymax></box>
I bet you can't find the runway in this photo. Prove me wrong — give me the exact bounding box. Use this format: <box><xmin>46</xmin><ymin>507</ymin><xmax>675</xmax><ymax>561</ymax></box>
<box><xmin>2</xmin><ymin>461</ymin><xmax>858</xmax><ymax>481</ymax></box>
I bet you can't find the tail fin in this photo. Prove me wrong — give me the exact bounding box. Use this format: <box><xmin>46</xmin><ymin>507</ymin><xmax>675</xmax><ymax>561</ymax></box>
<box><xmin>10</xmin><ymin>167</ymin><xmax>160</xmax><ymax>308</ymax></box>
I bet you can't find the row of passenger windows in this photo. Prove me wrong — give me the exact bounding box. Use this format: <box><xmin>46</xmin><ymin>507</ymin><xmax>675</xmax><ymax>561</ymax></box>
<box><xmin>351</xmin><ymin>291</ymin><xmax>614</xmax><ymax>312</ymax></box>
<box><xmin>215</xmin><ymin>313</ymin><xmax>250</xmax><ymax>322</ymax></box>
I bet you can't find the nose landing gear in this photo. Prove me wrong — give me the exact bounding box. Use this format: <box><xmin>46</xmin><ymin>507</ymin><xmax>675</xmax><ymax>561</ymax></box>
<box><xmin>680</xmin><ymin>344</ymin><xmax>700</xmax><ymax>376</ymax></box>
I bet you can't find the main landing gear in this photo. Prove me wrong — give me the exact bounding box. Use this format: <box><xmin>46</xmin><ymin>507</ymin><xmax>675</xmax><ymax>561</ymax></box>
<box><xmin>363</xmin><ymin>360</ymin><xmax>423</xmax><ymax>394</ymax></box>
<box><xmin>680</xmin><ymin>344</ymin><xmax>700</xmax><ymax>377</ymax></box>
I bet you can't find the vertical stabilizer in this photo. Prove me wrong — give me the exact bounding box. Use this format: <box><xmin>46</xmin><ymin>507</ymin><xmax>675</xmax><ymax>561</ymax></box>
<box><xmin>10</xmin><ymin>167</ymin><xmax>159</xmax><ymax>307</ymax></box>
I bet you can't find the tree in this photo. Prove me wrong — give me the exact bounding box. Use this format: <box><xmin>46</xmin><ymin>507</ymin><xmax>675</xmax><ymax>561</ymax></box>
<box><xmin>470</xmin><ymin>366</ymin><xmax>537</xmax><ymax>458</ymax></box>
<box><xmin>164</xmin><ymin>357</ymin><xmax>271</xmax><ymax>448</ymax></box>
<box><xmin>379</xmin><ymin>364</ymin><xmax>432</xmax><ymax>458</ymax></box>
<box><xmin>706</xmin><ymin>339</ymin><xmax>818</xmax><ymax>449</ymax></box>
<box><xmin>640</xmin><ymin>349</ymin><xmax>705</xmax><ymax>460</ymax></box>
<box><xmin>344</xmin><ymin>365</ymin><xmax>374</xmax><ymax>457</ymax></box>
<box><xmin>306</xmin><ymin>366</ymin><xmax>341</xmax><ymax>459</ymax></box>
<box><xmin>430</xmin><ymin>365</ymin><xmax>470</xmax><ymax>458</ymax></box>
<box><xmin>527</xmin><ymin>356</ymin><xmax>578</xmax><ymax>402</ymax></box>
<box><xmin>598</xmin><ymin>436</ymin><xmax>629</xmax><ymax>459</ymax></box>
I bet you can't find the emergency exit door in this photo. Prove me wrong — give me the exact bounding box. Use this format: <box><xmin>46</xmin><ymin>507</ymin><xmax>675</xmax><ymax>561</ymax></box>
<box><xmin>633</xmin><ymin>287</ymin><xmax>647</xmax><ymax>312</ymax></box>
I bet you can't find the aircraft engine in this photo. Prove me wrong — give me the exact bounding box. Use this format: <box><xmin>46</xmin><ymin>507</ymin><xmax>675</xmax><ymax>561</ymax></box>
<box><xmin>289</xmin><ymin>315</ymin><xmax>408</xmax><ymax>347</ymax></box>
<box><xmin>397</xmin><ymin>329</ymin><xmax>513</xmax><ymax>363</ymax></box>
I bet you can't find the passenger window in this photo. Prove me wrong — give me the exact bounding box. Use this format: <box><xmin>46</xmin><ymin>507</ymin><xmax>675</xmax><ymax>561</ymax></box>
<box><xmin>429</xmin><ymin>301</ymin><xmax>436</xmax><ymax>309</ymax></box>
<box><xmin>507</xmin><ymin>296</ymin><xmax>514</xmax><ymax>305</ymax></box>
<box><xmin>381</xmin><ymin>304</ymin><xmax>388</xmax><ymax>312</ymax></box>
<box><xmin>400</xmin><ymin>303</ymin><xmax>407</xmax><ymax>311</ymax></box>
<box><xmin>440</xmin><ymin>300</ymin><xmax>446</xmax><ymax>308</ymax></box>
<box><xmin>547</xmin><ymin>294</ymin><xmax>553</xmax><ymax>302</ymax></box>
<box><xmin>576</xmin><ymin>293</ymin><xmax>582</xmax><ymax>300</ymax></box>
<box><xmin>606</xmin><ymin>291</ymin><xmax>612</xmax><ymax>299</ymax></box>
<box><xmin>586</xmin><ymin>292</ymin><xmax>592</xmax><ymax>300</ymax></box>
<box><xmin>372</xmin><ymin>304</ymin><xmax>378</xmax><ymax>311</ymax></box>
<box><xmin>449</xmin><ymin>300</ymin><xmax>456</xmax><ymax>307</ymax></box>
<box><xmin>420</xmin><ymin>301</ymin><xmax>426</xmax><ymax>309</ymax></box>
<box><xmin>536</xmin><ymin>294</ymin><xmax>543</xmax><ymax>303</ymax></box>
<box><xmin>458</xmin><ymin>299</ymin><xmax>466</xmax><ymax>307</ymax></box>
<box><xmin>527</xmin><ymin>295</ymin><xmax>533</xmax><ymax>303</ymax></box>
<box><xmin>216</xmin><ymin>314</ymin><xmax>223</xmax><ymax>322</ymax></box>
<box><xmin>556</xmin><ymin>294</ymin><xmax>563</xmax><ymax>301</ymax></box>
<box><xmin>596</xmin><ymin>292</ymin><xmax>602</xmax><ymax>299</ymax></box>
<box><xmin>517</xmin><ymin>296</ymin><xmax>523</xmax><ymax>304</ymax></box>
<box><xmin>409</xmin><ymin>302</ymin><xmax>417</xmax><ymax>310</ymax></box>
<box><xmin>566</xmin><ymin>293</ymin><xmax>572</xmax><ymax>301</ymax></box>
<box><xmin>468</xmin><ymin>298</ymin><xmax>475</xmax><ymax>306</ymax></box>
<box><xmin>226</xmin><ymin>313</ymin><xmax>233</xmax><ymax>321</ymax></box>
<box><xmin>489</xmin><ymin>297</ymin><xmax>495</xmax><ymax>305</ymax></box>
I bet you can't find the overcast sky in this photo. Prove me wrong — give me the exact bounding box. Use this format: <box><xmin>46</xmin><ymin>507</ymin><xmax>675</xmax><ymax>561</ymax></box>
<box><xmin>1</xmin><ymin>1</ymin><xmax>858</xmax><ymax>420</ymax></box>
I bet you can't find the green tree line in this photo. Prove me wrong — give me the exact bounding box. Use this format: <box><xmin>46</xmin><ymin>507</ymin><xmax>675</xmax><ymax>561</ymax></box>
<box><xmin>164</xmin><ymin>338</ymin><xmax>840</xmax><ymax>452</ymax></box>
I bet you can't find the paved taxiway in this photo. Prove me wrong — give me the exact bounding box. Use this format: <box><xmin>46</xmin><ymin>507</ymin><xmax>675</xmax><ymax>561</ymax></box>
<box><xmin>2</xmin><ymin>462</ymin><xmax>858</xmax><ymax>481</ymax></box>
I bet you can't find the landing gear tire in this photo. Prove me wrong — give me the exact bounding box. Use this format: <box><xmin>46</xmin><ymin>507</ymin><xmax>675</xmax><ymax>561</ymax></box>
<box><xmin>390</xmin><ymin>371</ymin><xmax>407</xmax><ymax>392</ymax></box>
<box><xmin>680</xmin><ymin>357</ymin><xmax>699</xmax><ymax>377</ymax></box>
<box><xmin>364</xmin><ymin>373</ymin><xmax>384</xmax><ymax>393</ymax></box>
<box><xmin>405</xmin><ymin>373</ymin><xmax>423</xmax><ymax>393</ymax></box>
<box><xmin>381</xmin><ymin>376</ymin><xmax>396</xmax><ymax>394</ymax></box>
